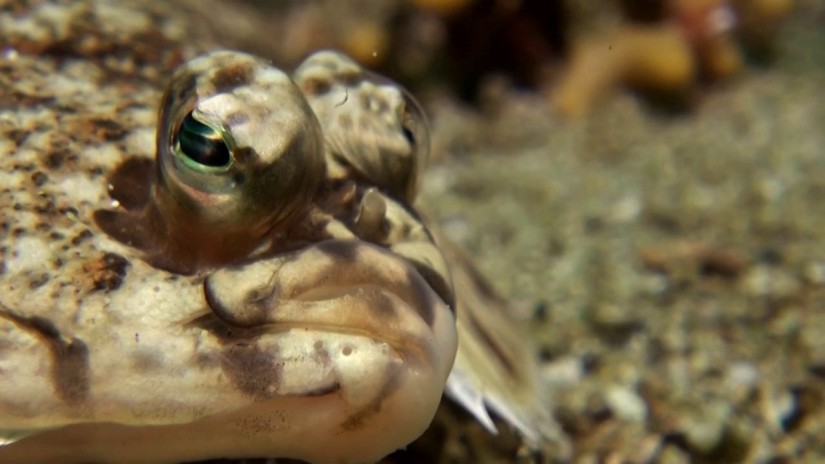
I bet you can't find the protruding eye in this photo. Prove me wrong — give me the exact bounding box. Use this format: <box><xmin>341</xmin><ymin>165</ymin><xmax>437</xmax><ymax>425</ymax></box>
<box><xmin>176</xmin><ymin>112</ymin><xmax>231</xmax><ymax>170</ymax></box>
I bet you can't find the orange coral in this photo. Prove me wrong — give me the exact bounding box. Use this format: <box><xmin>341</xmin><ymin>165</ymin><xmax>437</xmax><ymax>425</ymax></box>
<box><xmin>550</xmin><ymin>0</ymin><xmax>794</xmax><ymax>118</ymax></box>
<box><xmin>551</xmin><ymin>24</ymin><xmax>695</xmax><ymax>118</ymax></box>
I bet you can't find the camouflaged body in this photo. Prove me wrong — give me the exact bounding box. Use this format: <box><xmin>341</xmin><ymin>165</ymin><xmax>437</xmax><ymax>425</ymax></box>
<box><xmin>0</xmin><ymin>1</ymin><xmax>557</xmax><ymax>462</ymax></box>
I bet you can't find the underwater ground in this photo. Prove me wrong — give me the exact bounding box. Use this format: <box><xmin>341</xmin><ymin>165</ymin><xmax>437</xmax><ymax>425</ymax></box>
<box><xmin>409</xmin><ymin>3</ymin><xmax>825</xmax><ymax>462</ymax></box>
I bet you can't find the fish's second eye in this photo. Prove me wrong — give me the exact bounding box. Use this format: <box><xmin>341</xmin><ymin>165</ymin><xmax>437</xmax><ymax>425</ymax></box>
<box><xmin>176</xmin><ymin>112</ymin><xmax>231</xmax><ymax>170</ymax></box>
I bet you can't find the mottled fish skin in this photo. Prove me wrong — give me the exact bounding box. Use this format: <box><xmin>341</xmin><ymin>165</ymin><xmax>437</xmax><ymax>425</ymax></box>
<box><xmin>0</xmin><ymin>1</ymin><xmax>561</xmax><ymax>461</ymax></box>
<box><xmin>294</xmin><ymin>50</ymin><xmax>567</xmax><ymax>452</ymax></box>
<box><xmin>0</xmin><ymin>48</ymin><xmax>456</xmax><ymax>464</ymax></box>
<box><xmin>294</xmin><ymin>50</ymin><xmax>430</xmax><ymax>204</ymax></box>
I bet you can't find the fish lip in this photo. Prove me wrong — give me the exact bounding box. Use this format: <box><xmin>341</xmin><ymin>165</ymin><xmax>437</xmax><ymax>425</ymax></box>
<box><xmin>202</xmin><ymin>240</ymin><xmax>442</xmax><ymax>356</ymax></box>
<box><xmin>203</xmin><ymin>281</ymin><xmax>429</xmax><ymax>354</ymax></box>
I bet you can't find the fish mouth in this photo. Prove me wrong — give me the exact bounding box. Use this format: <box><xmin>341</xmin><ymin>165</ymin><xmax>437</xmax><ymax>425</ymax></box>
<box><xmin>203</xmin><ymin>239</ymin><xmax>443</xmax><ymax>353</ymax></box>
<box><xmin>199</xmin><ymin>240</ymin><xmax>456</xmax><ymax>406</ymax></box>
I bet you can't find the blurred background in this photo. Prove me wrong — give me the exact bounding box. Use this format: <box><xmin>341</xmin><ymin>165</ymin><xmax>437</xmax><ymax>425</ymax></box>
<box><xmin>228</xmin><ymin>0</ymin><xmax>813</xmax><ymax>110</ymax></box>
<box><xmin>206</xmin><ymin>1</ymin><xmax>825</xmax><ymax>462</ymax></box>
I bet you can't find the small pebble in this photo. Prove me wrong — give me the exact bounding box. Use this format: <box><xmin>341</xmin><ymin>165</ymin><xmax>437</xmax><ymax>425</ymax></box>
<box><xmin>540</xmin><ymin>356</ymin><xmax>584</xmax><ymax>388</ymax></box>
<box><xmin>740</xmin><ymin>265</ymin><xmax>801</xmax><ymax>298</ymax></box>
<box><xmin>604</xmin><ymin>385</ymin><xmax>647</xmax><ymax>423</ymax></box>
<box><xmin>682</xmin><ymin>401</ymin><xmax>731</xmax><ymax>452</ymax></box>
<box><xmin>727</xmin><ymin>361</ymin><xmax>760</xmax><ymax>392</ymax></box>
<box><xmin>804</xmin><ymin>260</ymin><xmax>825</xmax><ymax>285</ymax></box>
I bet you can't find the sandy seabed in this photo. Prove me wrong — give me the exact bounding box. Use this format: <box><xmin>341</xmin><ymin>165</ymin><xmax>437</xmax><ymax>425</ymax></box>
<box><xmin>415</xmin><ymin>8</ymin><xmax>825</xmax><ymax>462</ymax></box>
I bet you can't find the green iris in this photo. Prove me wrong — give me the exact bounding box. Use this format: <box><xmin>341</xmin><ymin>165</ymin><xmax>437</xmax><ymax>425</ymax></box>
<box><xmin>176</xmin><ymin>112</ymin><xmax>231</xmax><ymax>170</ymax></box>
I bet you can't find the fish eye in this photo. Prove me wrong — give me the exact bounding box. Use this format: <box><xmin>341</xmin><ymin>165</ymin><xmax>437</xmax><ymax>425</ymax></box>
<box><xmin>175</xmin><ymin>112</ymin><xmax>232</xmax><ymax>172</ymax></box>
<box><xmin>294</xmin><ymin>50</ymin><xmax>433</xmax><ymax>203</ymax></box>
<box><xmin>144</xmin><ymin>50</ymin><xmax>326</xmax><ymax>272</ymax></box>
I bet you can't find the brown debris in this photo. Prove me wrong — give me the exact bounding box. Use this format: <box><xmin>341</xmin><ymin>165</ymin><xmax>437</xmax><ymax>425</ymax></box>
<box><xmin>639</xmin><ymin>240</ymin><xmax>749</xmax><ymax>279</ymax></box>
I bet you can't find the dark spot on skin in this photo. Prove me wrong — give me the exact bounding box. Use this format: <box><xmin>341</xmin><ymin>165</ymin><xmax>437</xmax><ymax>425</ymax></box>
<box><xmin>70</xmin><ymin>229</ymin><xmax>93</xmax><ymax>246</ymax></box>
<box><xmin>210</xmin><ymin>61</ymin><xmax>255</xmax><ymax>93</ymax></box>
<box><xmin>49</xmin><ymin>231</ymin><xmax>64</xmax><ymax>241</ymax></box>
<box><xmin>103</xmin><ymin>156</ymin><xmax>155</xmax><ymax>211</ymax></box>
<box><xmin>88</xmin><ymin>166</ymin><xmax>105</xmax><ymax>177</ymax></box>
<box><xmin>12</xmin><ymin>162</ymin><xmax>36</xmax><ymax>172</ymax></box>
<box><xmin>313</xmin><ymin>340</ymin><xmax>331</xmax><ymax>368</ymax></box>
<box><xmin>33</xmin><ymin>195</ymin><xmax>58</xmax><ymax>215</ymax></box>
<box><xmin>30</xmin><ymin>171</ymin><xmax>48</xmax><ymax>187</ymax></box>
<box><xmin>221</xmin><ymin>342</ymin><xmax>283</xmax><ymax>400</ymax></box>
<box><xmin>28</xmin><ymin>273</ymin><xmax>50</xmax><ymax>289</ymax></box>
<box><xmin>83</xmin><ymin>252</ymin><xmax>130</xmax><ymax>291</ymax></box>
<box><xmin>90</xmin><ymin>118</ymin><xmax>127</xmax><ymax>141</ymax></box>
<box><xmin>43</xmin><ymin>148</ymin><xmax>74</xmax><ymax>170</ymax></box>
<box><xmin>0</xmin><ymin>307</ymin><xmax>90</xmax><ymax>405</ymax></box>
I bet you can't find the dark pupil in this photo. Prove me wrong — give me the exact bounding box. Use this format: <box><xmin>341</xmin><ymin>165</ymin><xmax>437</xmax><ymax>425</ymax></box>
<box><xmin>178</xmin><ymin>112</ymin><xmax>230</xmax><ymax>167</ymax></box>
<box><xmin>402</xmin><ymin>126</ymin><xmax>416</xmax><ymax>149</ymax></box>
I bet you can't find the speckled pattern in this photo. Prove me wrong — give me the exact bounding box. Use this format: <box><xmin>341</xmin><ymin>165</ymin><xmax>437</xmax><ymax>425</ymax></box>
<box><xmin>0</xmin><ymin>1</ymin><xmax>460</xmax><ymax>463</ymax></box>
<box><xmin>0</xmin><ymin>0</ymin><xmax>549</xmax><ymax>462</ymax></box>
<box><xmin>0</xmin><ymin>0</ymin><xmax>216</xmax><ymax>428</ymax></box>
